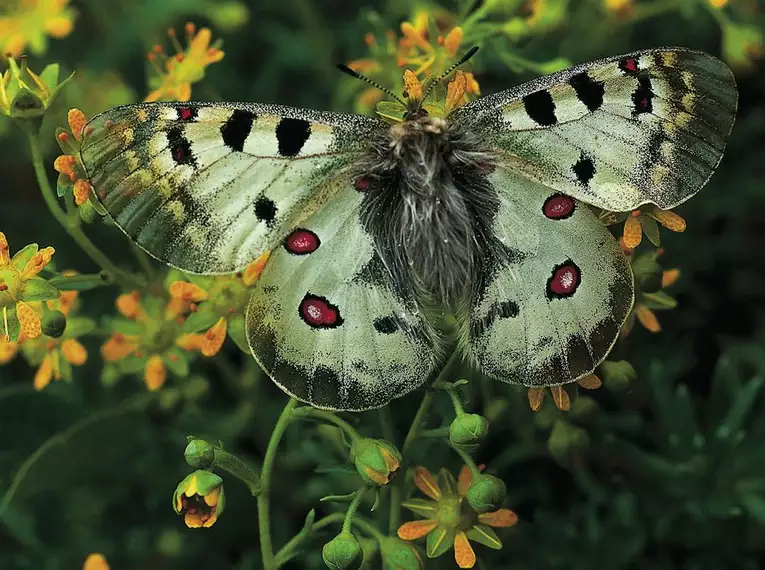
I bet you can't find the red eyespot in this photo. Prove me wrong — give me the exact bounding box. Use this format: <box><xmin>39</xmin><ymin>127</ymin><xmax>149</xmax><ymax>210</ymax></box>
<box><xmin>547</xmin><ymin>262</ymin><xmax>581</xmax><ymax>298</ymax></box>
<box><xmin>354</xmin><ymin>177</ymin><xmax>370</xmax><ymax>191</ymax></box>
<box><xmin>543</xmin><ymin>195</ymin><xmax>575</xmax><ymax>219</ymax></box>
<box><xmin>284</xmin><ymin>229</ymin><xmax>320</xmax><ymax>255</ymax></box>
<box><xmin>299</xmin><ymin>294</ymin><xmax>343</xmax><ymax>329</ymax></box>
<box><xmin>177</xmin><ymin>106</ymin><xmax>195</xmax><ymax>121</ymax></box>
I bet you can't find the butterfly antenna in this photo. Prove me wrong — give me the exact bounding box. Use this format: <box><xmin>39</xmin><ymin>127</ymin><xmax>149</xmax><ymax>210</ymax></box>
<box><xmin>422</xmin><ymin>45</ymin><xmax>480</xmax><ymax>100</ymax></box>
<box><xmin>336</xmin><ymin>63</ymin><xmax>407</xmax><ymax>106</ymax></box>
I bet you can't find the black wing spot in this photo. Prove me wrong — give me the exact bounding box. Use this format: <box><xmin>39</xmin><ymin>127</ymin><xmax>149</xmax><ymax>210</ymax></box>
<box><xmin>276</xmin><ymin>117</ymin><xmax>311</xmax><ymax>157</ymax></box>
<box><xmin>221</xmin><ymin>109</ymin><xmax>256</xmax><ymax>151</ymax></box>
<box><xmin>254</xmin><ymin>195</ymin><xmax>278</xmax><ymax>226</ymax></box>
<box><xmin>471</xmin><ymin>299</ymin><xmax>519</xmax><ymax>338</ymax></box>
<box><xmin>373</xmin><ymin>316</ymin><xmax>399</xmax><ymax>334</ymax></box>
<box><xmin>568</xmin><ymin>72</ymin><xmax>605</xmax><ymax>112</ymax></box>
<box><xmin>523</xmin><ymin>90</ymin><xmax>557</xmax><ymax>126</ymax></box>
<box><xmin>167</xmin><ymin>126</ymin><xmax>196</xmax><ymax>167</ymax></box>
<box><xmin>632</xmin><ymin>76</ymin><xmax>653</xmax><ymax>115</ymax></box>
<box><xmin>572</xmin><ymin>153</ymin><xmax>596</xmax><ymax>185</ymax></box>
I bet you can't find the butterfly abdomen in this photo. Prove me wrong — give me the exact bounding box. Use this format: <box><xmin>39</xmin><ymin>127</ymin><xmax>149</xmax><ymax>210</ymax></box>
<box><xmin>357</xmin><ymin>116</ymin><xmax>500</xmax><ymax>306</ymax></box>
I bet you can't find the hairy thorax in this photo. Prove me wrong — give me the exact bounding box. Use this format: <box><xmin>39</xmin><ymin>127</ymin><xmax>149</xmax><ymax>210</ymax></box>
<box><xmin>357</xmin><ymin>115</ymin><xmax>499</xmax><ymax>306</ymax></box>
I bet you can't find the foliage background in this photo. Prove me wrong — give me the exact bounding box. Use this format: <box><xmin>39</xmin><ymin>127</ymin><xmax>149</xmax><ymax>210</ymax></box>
<box><xmin>1</xmin><ymin>0</ymin><xmax>764</xmax><ymax>569</ymax></box>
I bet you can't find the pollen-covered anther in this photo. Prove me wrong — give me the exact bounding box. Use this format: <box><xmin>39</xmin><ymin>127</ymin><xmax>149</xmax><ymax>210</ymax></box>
<box><xmin>202</xmin><ymin>317</ymin><xmax>227</xmax><ymax>357</ymax></box>
<box><xmin>402</xmin><ymin>69</ymin><xmax>424</xmax><ymax>101</ymax></box>
<box><xmin>53</xmin><ymin>155</ymin><xmax>76</xmax><ymax>179</ymax></box>
<box><xmin>169</xmin><ymin>281</ymin><xmax>209</xmax><ymax>303</ymax></box>
<box><xmin>67</xmin><ymin>108</ymin><xmax>87</xmax><ymax>140</ymax></box>
<box><xmin>20</xmin><ymin>247</ymin><xmax>54</xmax><ymax>279</ymax></box>
<box><xmin>650</xmin><ymin>207</ymin><xmax>686</xmax><ymax>232</ymax></box>
<box><xmin>445</xmin><ymin>71</ymin><xmax>468</xmax><ymax>113</ymax></box>
<box><xmin>73</xmin><ymin>179</ymin><xmax>93</xmax><ymax>205</ymax></box>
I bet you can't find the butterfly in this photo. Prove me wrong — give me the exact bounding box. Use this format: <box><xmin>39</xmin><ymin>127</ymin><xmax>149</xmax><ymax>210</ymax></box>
<box><xmin>79</xmin><ymin>47</ymin><xmax>737</xmax><ymax>411</ymax></box>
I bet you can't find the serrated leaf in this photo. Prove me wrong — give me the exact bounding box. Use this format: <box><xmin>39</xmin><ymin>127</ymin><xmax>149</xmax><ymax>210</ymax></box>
<box><xmin>19</xmin><ymin>278</ymin><xmax>59</xmax><ymax>301</ymax></box>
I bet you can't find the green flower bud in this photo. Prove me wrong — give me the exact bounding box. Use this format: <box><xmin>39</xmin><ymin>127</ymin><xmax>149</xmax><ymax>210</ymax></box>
<box><xmin>349</xmin><ymin>438</ymin><xmax>401</xmax><ymax>486</ymax></box>
<box><xmin>547</xmin><ymin>419</ymin><xmax>590</xmax><ymax>466</ymax></box>
<box><xmin>599</xmin><ymin>360</ymin><xmax>637</xmax><ymax>393</ymax></box>
<box><xmin>322</xmin><ymin>531</ymin><xmax>363</xmax><ymax>570</ymax></box>
<box><xmin>466</xmin><ymin>474</ymin><xmax>507</xmax><ymax>514</ymax></box>
<box><xmin>569</xmin><ymin>395</ymin><xmax>598</xmax><ymax>422</ymax></box>
<box><xmin>449</xmin><ymin>413</ymin><xmax>490</xmax><ymax>448</ymax></box>
<box><xmin>379</xmin><ymin>537</ymin><xmax>424</xmax><ymax>570</ymax></box>
<box><xmin>172</xmin><ymin>470</ymin><xmax>225</xmax><ymax>528</ymax></box>
<box><xmin>78</xmin><ymin>200</ymin><xmax>101</xmax><ymax>224</ymax></box>
<box><xmin>184</xmin><ymin>438</ymin><xmax>216</xmax><ymax>469</ymax></box>
<box><xmin>42</xmin><ymin>309</ymin><xmax>67</xmax><ymax>338</ymax></box>
<box><xmin>0</xmin><ymin>57</ymin><xmax>74</xmax><ymax>120</ymax></box>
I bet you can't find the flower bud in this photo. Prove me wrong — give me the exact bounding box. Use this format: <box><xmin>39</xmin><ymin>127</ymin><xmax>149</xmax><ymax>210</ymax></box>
<box><xmin>466</xmin><ymin>474</ymin><xmax>507</xmax><ymax>514</ymax></box>
<box><xmin>184</xmin><ymin>438</ymin><xmax>215</xmax><ymax>469</ymax></box>
<box><xmin>322</xmin><ymin>531</ymin><xmax>363</xmax><ymax>570</ymax></box>
<box><xmin>599</xmin><ymin>360</ymin><xmax>637</xmax><ymax>393</ymax></box>
<box><xmin>172</xmin><ymin>470</ymin><xmax>225</xmax><ymax>528</ymax></box>
<box><xmin>379</xmin><ymin>537</ymin><xmax>424</xmax><ymax>570</ymax></box>
<box><xmin>547</xmin><ymin>419</ymin><xmax>590</xmax><ymax>466</ymax></box>
<box><xmin>78</xmin><ymin>200</ymin><xmax>101</xmax><ymax>224</ymax></box>
<box><xmin>42</xmin><ymin>309</ymin><xmax>67</xmax><ymax>338</ymax></box>
<box><xmin>349</xmin><ymin>438</ymin><xmax>401</xmax><ymax>486</ymax></box>
<box><xmin>449</xmin><ymin>413</ymin><xmax>489</xmax><ymax>448</ymax></box>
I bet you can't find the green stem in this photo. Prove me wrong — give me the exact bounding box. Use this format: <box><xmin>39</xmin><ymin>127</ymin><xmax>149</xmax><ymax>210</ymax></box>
<box><xmin>388</xmin><ymin>351</ymin><xmax>461</xmax><ymax>534</ymax></box>
<box><xmin>342</xmin><ymin>487</ymin><xmax>367</xmax><ymax>533</ymax></box>
<box><xmin>258</xmin><ymin>397</ymin><xmax>299</xmax><ymax>570</ymax></box>
<box><xmin>450</xmin><ymin>444</ymin><xmax>481</xmax><ymax>477</ymax></box>
<box><xmin>26</xmin><ymin>131</ymin><xmax>142</xmax><ymax>290</ymax></box>
<box><xmin>292</xmin><ymin>407</ymin><xmax>362</xmax><ymax>442</ymax></box>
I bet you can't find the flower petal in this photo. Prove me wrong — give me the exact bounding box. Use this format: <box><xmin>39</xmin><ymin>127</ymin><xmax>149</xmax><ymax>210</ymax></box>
<box><xmin>0</xmin><ymin>232</ymin><xmax>10</xmax><ymax>265</ymax></box>
<box><xmin>61</xmin><ymin>338</ymin><xmax>87</xmax><ymax>365</ymax></box>
<box><xmin>426</xmin><ymin>525</ymin><xmax>455</xmax><ymax>558</ymax></box>
<box><xmin>453</xmin><ymin>531</ymin><xmax>476</xmax><ymax>568</ymax></box>
<box><xmin>457</xmin><ymin>464</ymin><xmax>473</xmax><ymax>497</ymax></box>
<box><xmin>466</xmin><ymin>524</ymin><xmax>503</xmax><ymax>550</ymax></box>
<box><xmin>550</xmin><ymin>385</ymin><xmax>571</xmax><ymax>411</ymax></box>
<box><xmin>116</xmin><ymin>291</ymin><xmax>142</xmax><ymax>319</ymax></box>
<box><xmin>401</xmin><ymin>498</ymin><xmax>439</xmax><ymax>518</ymax></box>
<box><xmin>33</xmin><ymin>354</ymin><xmax>53</xmax><ymax>391</ymax></box>
<box><xmin>82</xmin><ymin>553</ymin><xmax>110</xmax><ymax>570</ymax></box>
<box><xmin>623</xmin><ymin>214</ymin><xmax>642</xmax><ymax>249</ymax></box>
<box><xmin>662</xmin><ymin>268</ymin><xmax>681</xmax><ymax>288</ymax></box>
<box><xmin>20</xmin><ymin>247</ymin><xmax>54</xmax><ymax>279</ymax></box>
<box><xmin>397</xmin><ymin>519</ymin><xmax>437</xmax><ymax>541</ymax></box>
<box><xmin>242</xmin><ymin>251</ymin><xmax>271</xmax><ymax>286</ymax></box>
<box><xmin>413</xmin><ymin>466</ymin><xmax>442</xmax><ymax>500</ymax></box>
<box><xmin>636</xmin><ymin>305</ymin><xmax>661</xmax><ymax>333</ymax></box>
<box><xmin>478</xmin><ymin>508</ymin><xmax>518</xmax><ymax>528</ymax></box>
<box><xmin>16</xmin><ymin>301</ymin><xmax>41</xmax><ymax>339</ymax></box>
<box><xmin>169</xmin><ymin>281</ymin><xmax>209</xmax><ymax>303</ymax></box>
<box><xmin>527</xmin><ymin>387</ymin><xmax>544</xmax><ymax>412</ymax></box>
<box><xmin>202</xmin><ymin>316</ymin><xmax>227</xmax><ymax>357</ymax></box>
<box><xmin>577</xmin><ymin>373</ymin><xmax>602</xmax><ymax>390</ymax></box>
<box><xmin>443</xmin><ymin>27</ymin><xmax>463</xmax><ymax>57</ymax></box>
<box><xmin>144</xmin><ymin>354</ymin><xmax>166</xmax><ymax>391</ymax></box>
<box><xmin>651</xmin><ymin>207</ymin><xmax>686</xmax><ymax>232</ymax></box>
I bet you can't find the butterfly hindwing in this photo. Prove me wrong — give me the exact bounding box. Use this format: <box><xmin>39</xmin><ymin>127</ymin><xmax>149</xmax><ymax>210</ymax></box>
<box><xmin>464</xmin><ymin>166</ymin><xmax>634</xmax><ymax>386</ymax></box>
<box><xmin>454</xmin><ymin>48</ymin><xmax>737</xmax><ymax>211</ymax></box>
<box><xmin>80</xmin><ymin>102</ymin><xmax>386</xmax><ymax>273</ymax></box>
<box><xmin>246</xmin><ymin>176</ymin><xmax>441</xmax><ymax>411</ymax></box>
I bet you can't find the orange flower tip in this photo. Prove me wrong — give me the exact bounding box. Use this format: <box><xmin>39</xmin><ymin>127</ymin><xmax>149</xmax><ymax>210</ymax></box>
<box><xmin>454</xmin><ymin>532</ymin><xmax>476</xmax><ymax>569</ymax></box>
<box><xmin>437</xmin><ymin>35</ymin><xmax>445</xmax><ymax>45</ymax></box>
<box><xmin>631</xmin><ymin>210</ymin><xmax>641</xmax><ymax>217</ymax></box>
<box><xmin>0</xmin><ymin>284</ymin><xmax>7</xmax><ymax>292</ymax></box>
<box><xmin>364</xmin><ymin>32</ymin><xmax>376</xmax><ymax>46</ymax></box>
<box><xmin>190</xmin><ymin>303</ymin><xmax>197</xmax><ymax>312</ymax></box>
<box><xmin>167</xmin><ymin>27</ymin><xmax>176</xmax><ymax>37</ymax></box>
<box><xmin>479</xmin><ymin>508</ymin><xmax>519</xmax><ymax>528</ymax></box>
<box><xmin>176</xmin><ymin>54</ymin><xmax>184</xmax><ymax>62</ymax></box>
<box><xmin>58</xmin><ymin>132</ymin><xmax>70</xmax><ymax>143</ymax></box>
<box><xmin>67</xmin><ymin>109</ymin><xmax>88</xmax><ymax>140</ymax></box>
<box><xmin>527</xmin><ymin>387</ymin><xmax>544</xmax><ymax>412</ymax></box>
<box><xmin>152</xmin><ymin>44</ymin><xmax>163</xmax><ymax>53</ymax></box>
<box><xmin>397</xmin><ymin>519</ymin><xmax>437</xmax><ymax>540</ymax></box>
<box><xmin>185</xmin><ymin>22</ymin><xmax>196</xmax><ymax>36</ymax></box>
<box><xmin>550</xmin><ymin>385</ymin><xmax>571</xmax><ymax>411</ymax></box>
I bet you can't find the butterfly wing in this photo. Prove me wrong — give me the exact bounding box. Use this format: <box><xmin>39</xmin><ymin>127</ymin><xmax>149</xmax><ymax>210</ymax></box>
<box><xmin>246</xmin><ymin>175</ymin><xmax>441</xmax><ymax>411</ymax></box>
<box><xmin>453</xmin><ymin>48</ymin><xmax>737</xmax><ymax>211</ymax></box>
<box><xmin>463</xmin><ymin>166</ymin><xmax>633</xmax><ymax>386</ymax></box>
<box><xmin>80</xmin><ymin>102</ymin><xmax>385</xmax><ymax>273</ymax></box>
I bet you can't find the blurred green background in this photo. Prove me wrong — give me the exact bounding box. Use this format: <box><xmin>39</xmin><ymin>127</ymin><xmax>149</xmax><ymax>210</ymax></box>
<box><xmin>1</xmin><ymin>0</ymin><xmax>765</xmax><ymax>569</ymax></box>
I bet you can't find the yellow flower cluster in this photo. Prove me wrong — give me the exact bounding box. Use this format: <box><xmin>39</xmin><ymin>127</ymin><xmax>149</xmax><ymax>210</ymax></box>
<box><xmin>0</xmin><ymin>0</ymin><xmax>75</xmax><ymax>57</ymax></box>
<box><xmin>145</xmin><ymin>23</ymin><xmax>224</xmax><ymax>102</ymax></box>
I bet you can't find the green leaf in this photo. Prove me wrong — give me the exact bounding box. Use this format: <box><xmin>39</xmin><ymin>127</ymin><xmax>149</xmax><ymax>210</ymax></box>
<box><xmin>642</xmin><ymin>291</ymin><xmax>677</xmax><ymax>310</ymax></box>
<box><xmin>227</xmin><ymin>314</ymin><xmax>249</xmax><ymax>353</ymax></box>
<box><xmin>56</xmin><ymin>172</ymin><xmax>72</xmax><ymax>198</ymax></box>
<box><xmin>319</xmin><ymin>491</ymin><xmax>358</xmax><ymax>503</ymax></box>
<box><xmin>466</xmin><ymin>524</ymin><xmax>503</xmax><ymax>549</ymax></box>
<box><xmin>639</xmin><ymin>215</ymin><xmax>661</xmax><ymax>246</ymax></box>
<box><xmin>164</xmin><ymin>348</ymin><xmax>189</xmax><ymax>377</ymax></box>
<box><xmin>182</xmin><ymin>309</ymin><xmax>219</xmax><ymax>333</ymax></box>
<box><xmin>110</xmin><ymin>319</ymin><xmax>142</xmax><ymax>335</ymax></box>
<box><xmin>19</xmin><ymin>278</ymin><xmax>59</xmax><ymax>302</ymax></box>
<box><xmin>426</xmin><ymin>525</ymin><xmax>455</xmax><ymax>558</ymax></box>
<box><xmin>11</xmin><ymin>244</ymin><xmax>38</xmax><ymax>271</ymax></box>
<box><xmin>10</xmin><ymin>87</ymin><xmax>45</xmax><ymax>118</ymax></box>
<box><xmin>401</xmin><ymin>498</ymin><xmax>438</xmax><ymax>518</ymax></box>
<box><xmin>376</xmin><ymin>101</ymin><xmax>406</xmax><ymax>122</ymax></box>
<box><xmin>48</xmin><ymin>272</ymin><xmax>111</xmax><ymax>291</ymax></box>
<box><xmin>5</xmin><ymin>304</ymin><xmax>21</xmax><ymax>342</ymax></box>
<box><xmin>64</xmin><ymin>317</ymin><xmax>96</xmax><ymax>338</ymax></box>
<box><xmin>119</xmin><ymin>355</ymin><xmax>145</xmax><ymax>375</ymax></box>
<box><xmin>38</xmin><ymin>63</ymin><xmax>60</xmax><ymax>91</ymax></box>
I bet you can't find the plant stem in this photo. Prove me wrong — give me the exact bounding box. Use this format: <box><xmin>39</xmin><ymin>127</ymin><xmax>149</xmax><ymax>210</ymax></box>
<box><xmin>388</xmin><ymin>351</ymin><xmax>461</xmax><ymax>534</ymax></box>
<box><xmin>292</xmin><ymin>407</ymin><xmax>361</xmax><ymax>442</ymax></box>
<box><xmin>342</xmin><ymin>487</ymin><xmax>367</xmax><ymax>533</ymax></box>
<box><xmin>25</xmin><ymin>131</ymin><xmax>142</xmax><ymax>290</ymax></box>
<box><xmin>450</xmin><ymin>443</ymin><xmax>481</xmax><ymax>477</ymax></box>
<box><xmin>258</xmin><ymin>397</ymin><xmax>299</xmax><ymax>570</ymax></box>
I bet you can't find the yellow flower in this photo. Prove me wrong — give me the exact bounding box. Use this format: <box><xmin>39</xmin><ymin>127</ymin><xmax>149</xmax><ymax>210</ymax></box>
<box><xmin>82</xmin><ymin>553</ymin><xmax>110</xmax><ymax>570</ymax></box>
<box><xmin>0</xmin><ymin>55</ymin><xmax>75</xmax><ymax>120</ymax></box>
<box><xmin>170</xmin><ymin>252</ymin><xmax>270</xmax><ymax>356</ymax></box>
<box><xmin>0</xmin><ymin>0</ymin><xmax>76</xmax><ymax>57</ymax></box>
<box><xmin>0</xmin><ymin>335</ymin><xmax>19</xmax><ymax>364</ymax></box>
<box><xmin>0</xmin><ymin>232</ymin><xmax>58</xmax><ymax>342</ymax></box>
<box><xmin>173</xmin><ymin>470</ymin><xmax>225</xmax><ymax>528</ymax></box>
<box><xmin>526</xmin><ymin>374</ymin><xmax>602</xmax><ymax>412</ymax></box>
<box><xmin>53</xmin><ymin>108</ymin><xmax>103</xmax><ymax>214</ymax></box>
<box><xmin>145</xmin><ymin>23</ymin><xmax>225</xmax><ymax>102</ymax></box>
<box><xmin>621</xmin><ymin>206</ymin><xmax>686</xmax><ymax>251</ymax></box>
<box><xmin>21</xmin><ymin>288</ymin><xmax>94</xmax><ymax>390</ymax></box>
<box><xmin>101</xmin><ymin>291</ymin><xmax>198</xmax><ymax>391</ymax></box>
<box><xmin>397</xmin><ymin>466</ymin><xmax>517</xmax><ymax>568</ymax></box>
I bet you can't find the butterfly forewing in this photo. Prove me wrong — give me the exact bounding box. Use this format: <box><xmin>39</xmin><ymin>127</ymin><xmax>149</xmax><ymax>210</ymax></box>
<box><xmin>454</xmin><ymin>48</ymin><xmax>737</xmax><ymax>212</ymax></box>
<box><xmin>464</xmin><ymin>167</ymin><xmax>634</xmax><ymax>386</ymax></box>
<box><xmin>80</xmin><ymin>102</ymin><xmax>386</xmax><ymax>274</ymax></box>
<box><xmin>246</xmin><ymin>176</ymin><xmax>441</xmax><ymax>411</ymax></box>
